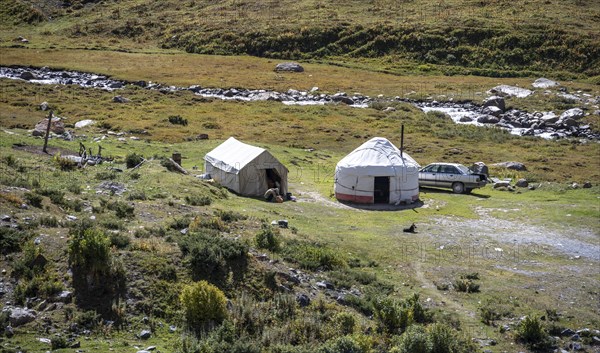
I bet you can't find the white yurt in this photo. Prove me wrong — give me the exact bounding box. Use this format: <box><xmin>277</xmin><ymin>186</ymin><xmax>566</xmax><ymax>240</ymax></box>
<box><xmin>334</xmin><ymin>137</ymin><xmax>420</xmax><ymax>204</ymax></box>
<box><xmin>204</xmin><ymin>137</ymin><xmax>288</xmax><ymax>197</ymax></box>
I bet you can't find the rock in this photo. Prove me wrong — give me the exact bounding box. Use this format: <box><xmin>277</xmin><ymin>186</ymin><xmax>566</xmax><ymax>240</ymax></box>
<box><xmin>561</xmin><ymin>328</ymin><xmax>576</xmax><ymax>336</ymax></box>
<box><xmin>477</xmin><ymin>115</ymin><xmax>500</xmax><ymax>124</ymax></box>
<box><xmin>383</xmin><ymin>106</ymin><xmax>396</xmax><ymax>112</ymax></box>
<box><xmin>592</xmin><ymin>336</ymin><xmax>600</xmax><ymax>345</ymax></box>
<box><xmin>40</xmin><ymin>101</ymin><xmax>50</xmax><ymax>111</ymax></box>
<box><xmin>493</xmin><ymin>181</ymin><xmax>511</xmax><ymax>189</ymax></box>
<box><xmin>136</xmin><ymin>351</ymin><xmax>151</xmax><ymax>353</ymax></box>
<box><xmin>561</xmin><ymin>118</ymin><xmax>579</xmax><ymax>127</ymax></box>
<box><xmin>169</xmin><ymin>325</ymin><xmax>177</xmax><ymax>333</ymax></box>
<box><xmin>483</xmin><ymin>95</ymin><xmax>506</xmax><ymax>112</ymax></box>
<box><xmin>52</xmin><ymin>291</ymin><xmax>72</xmax><ymax>303</ymax></box>
<box><xmin>459</xmin><ymin>116</ymin><xmax>473</xmax><ymax>122</ymax></box>
<box><xmin>74</xmin><ymin>119</ymin><xmax>95</xmax><ymax>128</ymax></box>
<box><xmin>492</xmin><ymin>161</ymin><xmax>527</xmax><ymax>171</ymax></box>
<box><xmin>540</xmin><ymin>112</ymin><xmax>559</xmax><ymax>124</ymax></box>
<box><xmin>569</xmin><ymin>342</ymin><xmax>583</xmax><ymax>351</ymax></box>
<box><xmin>70</xmin><ymin>341</ymin><xmax>81</xmax><ymax>348</ymax></box>
<box><xmin>66</xmin><ymin>215</ymin><xmax>78</xmax><ymax>221</ymax></box>
<box><xmin>559</xmin><ymin>108</ymin><xmax>584</xmax><ymax>121</ymax></box>
<box><xmin>571</xmin><ymin>182</ymin><xmax>579</xmax><ymax>189</ymax></box>
<box><xmin>109</xmin><ymin>82</ymin><xmax>123</xmax><ymax>89</ymax></box>
<box><xmin>515</xmin><ymin>179</ymin><xmax>528</xmax><ymax>188</ymax></box>
<box><xmin>9</xmin><ymin>307</ymin><xmax>37</xmax><ymax>327</ymax></box>
<box><xmin>33</xmin><ymin>116</ymin><xmax>65</xmax><ymax>136</ymax></box>
<box><xmin>331</xmin><ymin>95</ymin><xmax>355</xmax><ymax>105</ymax></box>
<box><xmin>274</xmin><ymin>62</ymin><xmax>304</xmax><ymax>72</ymax></box>
<box><xmin>20</xmin><ymin>71</ymin><xmax>36</xmax><ymax>80</ymax></box>
<box><xmin>1</xmin><ymin>214</ymin><xmax>10</xmax><ymax>222</ymax></box>
<box><xmin>583</xmin><ymin>181</ymin><xmax>592</xmax><ymax>188</ymax></box>
<box><xmin>571</xmin><ymin>334</ymin><xmax>580</xmax><ymax>341</ymax></box>
<box><xmin>532</xmin><ymin>78</ymin><xmax>559</xmax><ymax>89</ymax></box>
<box><xmin>488</xmin><ymin>85</ymin><xmax>533</xmax><ymax>98</ymax></box>
<box><xmin>146</xmin><ymin>346</ymin><xmax>157</xmax><ymax>351</ymax></box>
<box><xmin>296</xmin><ymin>293</ymin><xmax>311</xmax><ymax>307</ymax></box>
<box><xmin>112</xmin><ymin>95</ymin><xmax>130</xmax><ymax>103</ymax></box>
<box><xmin>139</xmin><ymin>329</ymin><xmax>151</xmax><ymax>339</ymax></box>
<box><xmin>5</xmin><ymin>325</ymin><xmax>14</xmax><ymax>337</ymax></box>
<box><xmin>482</xmin><ymin>106</ymin><xmax>503</xmax><ymax>117</ymax></box>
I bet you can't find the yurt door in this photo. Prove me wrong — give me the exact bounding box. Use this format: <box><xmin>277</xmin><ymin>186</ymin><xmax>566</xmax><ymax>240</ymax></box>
<box><xmin>373</xmin><ymin>177</ymin><xmax>390</xmax><ymax>203</ymax></box>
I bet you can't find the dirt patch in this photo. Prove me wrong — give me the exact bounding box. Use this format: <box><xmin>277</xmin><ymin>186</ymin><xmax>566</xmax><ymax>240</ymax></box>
<box><xmin>12</xmin><ymin>143</ymin><xmax>78</xmax><ymax>157</ymax></box>
<box><xmin>298</xmin><ymin>191</ymin><xmax>424</xmax><ymax>211</ymax></box>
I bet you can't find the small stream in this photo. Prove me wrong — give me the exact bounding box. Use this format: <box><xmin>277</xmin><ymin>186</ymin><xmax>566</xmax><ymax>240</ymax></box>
<box><xmin>1</xmin><ymin>66</ymin><xmax>598</xmax><ymax>140</ymax></box>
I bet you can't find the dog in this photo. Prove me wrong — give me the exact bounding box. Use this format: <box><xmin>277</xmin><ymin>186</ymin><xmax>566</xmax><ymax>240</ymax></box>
<box><xmin>403</xmin><ymin>223</ymin><xmax>417</xmax><ymax>233</ymax></box>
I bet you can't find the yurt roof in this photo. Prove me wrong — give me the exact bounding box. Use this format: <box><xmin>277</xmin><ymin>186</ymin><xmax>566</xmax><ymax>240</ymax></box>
<box><xmin>337</xmin><ymin>137</ymin><xmax>420</xmax><ymax>169</ymax></box>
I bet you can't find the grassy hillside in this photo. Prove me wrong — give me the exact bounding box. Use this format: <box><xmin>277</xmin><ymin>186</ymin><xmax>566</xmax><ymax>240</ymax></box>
<box><xmin>2</xmin><ymin>0</ymin><xmax>600</xmax><ymax>76</ymax></box>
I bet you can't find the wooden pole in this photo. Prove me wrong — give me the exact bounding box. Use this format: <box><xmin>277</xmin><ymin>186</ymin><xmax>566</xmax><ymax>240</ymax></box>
<box><xmin>42</xmin><ymin>110</ymin><xmax>53</xmax><ymax>154</ymax></box>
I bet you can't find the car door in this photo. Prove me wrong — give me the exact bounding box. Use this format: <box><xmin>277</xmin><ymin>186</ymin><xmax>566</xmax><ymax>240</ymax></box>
<box><xmin>419</xmin><ymin>164</ymin><xmax>439</xmax><ymax>186</ymax></box>
<box><xmin>436</xmin><ymin>165</ymin><xmax>459</xmax><ymax>187</ymax></box>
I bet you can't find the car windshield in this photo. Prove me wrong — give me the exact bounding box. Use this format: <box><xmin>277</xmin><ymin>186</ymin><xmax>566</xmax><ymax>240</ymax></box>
<box><xmin>456</xmin><ymin>164</ymin><xmax>470</xmax><ymax>174</ymax></box>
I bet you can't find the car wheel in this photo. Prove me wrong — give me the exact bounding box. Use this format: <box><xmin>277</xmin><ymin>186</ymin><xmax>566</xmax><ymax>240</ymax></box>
<box><xmin>452</xmin><ymin>182</ymin><xmax>465</xmax><ymax>194</ymax></box>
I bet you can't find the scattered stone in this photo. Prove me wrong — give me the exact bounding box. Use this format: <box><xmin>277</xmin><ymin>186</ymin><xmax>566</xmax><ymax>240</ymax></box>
<box><xmin>5</xmin><ymin>325</ymin><xmax>14</xmax><ymax>337</ymax></box>
<box><xmin>146</xmin><ymin>346</ymin><xmax>157</xmax><ymax>351</ymax></box>
<box><xmin>482</xmin><ymin>105</ymin><xmax>503</xmax><ymax>117</ymax></box>
<box><xmin>477</xmin><ymin>115</ymin><xmax>500</xmax><ymax>124</ymax></box>
<box><xmin>139</xmin><ymin>329</ymin><xmax>151</xmax><ymax>339</ymax></box>
<box><xmin>561</xmin><ymin>328</ymin><xmax>576</xmax><ymax>336</ymax></box>
<box><xmin>169</xmin><ymin>325</ymin><xmax>177</xmax><ymax>333</ymax></box>
<box><xmin>459</xmin><ymin>116</ymin><xmax>473</xmax><ymax>122</ymax></box>
<box><xmin>40</xmin><ymin>101</ymin><xmax>50</xmax><ymax>111</ymax></box>
<box><xmin>136</xmin><ymin>351</ymin><xmax>151</xmax><ymax>353</ymax></box>
<box><xmin>383</xmin><ymin>106</ymin><xmax>396</xmax><ymax>112</ymax></box>
<box><xmin>492</xmin><ymin>161</ymin><xmax>527</xmax><ymax>171</ymax></box>
<box><xmin>52</xmin><ymin>290</ymin><xmax>72</xmax><ymax>303</ymax></box>
<box><xmin>296</xmin><ymin>293</ymin><xmax>311</xmax><ymax>307</ymax></box>
<box><xmin>592</xmin><ymin>336</ymin><xmax>600</xmax><ymax>345</ymax></box>
<box><xmin>532</xmin><ymin>78</ymin><xmax>559</xmax><ymax>89</ymax></box>
<box><xmin>559</xmin><ymin>108</ymin><xmax>584</xmax><ymax>121</ymax></box>
<box><xmin>109</xmin><ymin>82</ymin><xmax>123</xmax><ymax>89</ymax></box>
<box><xmin>483</xmin><ymin>95</ymin><xmax>506</xmax><ymax>112</ymax></box>
<box><xmin>74</xmin><ymin>119</ymin><xmax>95</xmax><ymax>128</ymax></box>
<box><xmin>516</xmin><ymin>179</ymin><xmax>528</xmax><ymax>188</ymax></box>
<box><xmin>540</xmin><ymin>112</ymin><xmax>559</xmax><ymax>124</ymax></box>
<box><xmin>71</xmin><ymin>341</ymin><xmax>81</xmax><ymax>348</ymax></box>
<box><xmin>112</xmin><ymin>95</ymin><xmax>130</xmax><ymax>103</ymax></box>
<box><xmin>493</xmin><ymin>181</ymin><xmax>511</xmax><ymax>189</ymax></box>
<box><xmin>20</xmin><ymin>71</ymin><xmax>36</xmax><ymax>80</ymax></box>
<box><xmin>571</xmin><ymin>182</ymin><xmax>579</xmax><ymax>189</ymax></box>
<box><xmin>1</xmin><ymin>214</ymin><xmax>10</xmax><ymax>222</ymax></box>
<box><xmin>66</xmin><ymin>215</ymin><xmax>78</xmax><ymax>221</ymax></box>
<box><xmin>97</xmin><ymin>181</ymin><xmax>127</xmax><ymax>195</ymax></box>
<box><xmin>8</xmin><ymin>307</ymin><xmax>37</xmax><ymax>327</ymax></box>
<box><xmin>488</xmin><ymin>85</ymin><xmax>533</xmax><ymax>98</ymax></box>
<box><xmin>274</xmin><ymin>62</ymin><xmax>304</xmax><ymax>72</ymax></box>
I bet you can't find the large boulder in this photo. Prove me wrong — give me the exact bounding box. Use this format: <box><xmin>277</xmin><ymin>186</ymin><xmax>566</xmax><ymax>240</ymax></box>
<box><xmin>540</xmin><ymin>112</ymin><xmax>559</xmax><ymax>124</ymax></box>
<box><xmin>483</xmin><ymin>96</ymin><xmax>506</xmax><ymax>112</ymax></box>
<box><xmin>8</xmin><ymin>307</ymin><xmax>37</xmax><ymax>327</ymax></box>
<box><xmin>74</xmin><ymin>119</ymin><xmax>95</xmax><ymax>128</ymax></box>
<box><xmin>274</xmin><ymin>62</ymin><xmax>304</xmax><ymax>73</ymax></box>
<box><xmin>492</xmin><ymin>161</ymin><xmax>527</xmax><ymax>171</ymax></box>
<box><xmin>559</xmin><ymin>108</ymin><xmax>584</xmax><ymax>121</ymax></box>
<box><xmin>477</xmin><ymin>115</ymin><xmax>500</xmax><ymax>124</ymax></box>
<box><xmin>20</xmin><ymin>71</ymin><xmax>36</xmax><ymax>80</ymax></box>
<box><xmin>33</xmin><ymin>117</ymin><xmax>65</xmax><ymax>136</ymax></box>
<box><xmin>532</xmin><ymin>78</ymin><xmax>559</xmax><ymax>89</ymax></box>
<box><xmin>488</xmin><ymin>85</ymin><xmax>533</xmax><ymax>98</ymax></box>
<box><xmin>482</xmin><ymin>106</ymin><xmax>503</xmax><ymax>117</ymax></box>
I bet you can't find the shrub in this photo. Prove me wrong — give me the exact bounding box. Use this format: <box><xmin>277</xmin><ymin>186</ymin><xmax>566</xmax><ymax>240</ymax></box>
<box><xmin>332</xmin><ymin>312</ymin><xmax>356</xmax><ymax>336</ymax></box>
<box><xmin>374</xmin><ymin>294</ymin><xmax>430</xmax><ymax>334</ymax></box>
<box><xmin>255</xmin><ymin>225</ymin><xmax>281</xmax><ymax>252</ymax></box>
<box><xmin>319</xmin><ymin>336</ymin><xmax>363</xmax><ymax>353</ymax></box>
<box><xmin>282</xmin><ymin>240</ymin><xmax>347</xmax><ymax>271</ymax></box>
<box><xmin>170</xmin><ymin>216</ymin><xmax>191</xmax><ymax>230</ymax></box>
<box><xmin>53</xmin><ymin>153</ymin><xmax>78</xmax><ymax>171</ymax></box>
<box><xmin>127</xmin><ymin>190</ymin><xmax>147</xmax><ymax>200</ymax></box>
<box><xmin>454</xmin><ymin>278</ymin><xmax>480</xmax><ymax>293</ymax></box>
<box><xmin>392</xmin><ymin>325</ymin><xmax>431</xmax><ymax>353</ymax></box>
<box><xmin>36</xmin><ymin>188</ymin><xmax>64</xmax><ymax>205</ymax></box>
<box><xmin>109</xmin><ymin>233</ymin><xmax>130</xmax><ymax>249</ymax></box>
<box><xmin>125</xmin><ymin>153</ymin><xmax>144</xmax><ymax>168</ymax></box>
<box><xmin>107</xmin><ymin>200</ymin><xmax>134</xmax><ymax>218</ymax></box>
<box><xmin>190</xmin><ymin>216</ymin><xmax>225</xmax><ymax>231</ymax></box>
<box><xmin>185</xmin><ymin>194</ymin><xmax>212</xmax><ymax>206</ymax></box>
<box><xmin>427</xmin><ymin>323</ymin><xmax>455</xmax><ymax>353</ymax></box>
<box><xmin>68</xmin><ymin>227</ymin><xmax>111</xmax><ymax>279</ymax></box>
<box><xmin>0</xmin><ymin>228</ymin><xmax>29</xmax><ymax>254</ymax></box>
<box><xmin>76</xmin><ymin>310</ymin><xmax>101</xmax><ymax>329</ymax></box>
<box><xmin>515</xmin><ymin>315</ymin><xmax>551</xmax><ymax>350</ymax></box>
<box><xmin>215</xmin><ymin>210</ymin><xmax>247</xmax><ymax>222</ymax></box>
<box><xmin>96</xmin><ymin>170</ymin><xmax>118</xmax><ymax>180</ymax></box>
<box><xmin>24</xmin><ymin>192</ymin><xmax>44</xmax><ymax>208</ymax></box>
<box><xmin>51</xmin><ymin>335</ymin><xmax>68</xmax><ymax>350</ymax></box>
<box><xmin>67</xmin><ymin>183</ymin><xmax>82</xmax><ymax>194</ymax></box>
<box><xmin>180</xmin><ymin>280</ymin><xmax>227</xmax><ymax>332</ymax></box>
<box><xmin>168</xmin><ymin>115</ymin><xmax>188</xmax><ymax>126</ymax></box>
<box><xmin>39</xmin><ymin>215</ymin><xmax>59</xmax><ymax>227</ymax></box>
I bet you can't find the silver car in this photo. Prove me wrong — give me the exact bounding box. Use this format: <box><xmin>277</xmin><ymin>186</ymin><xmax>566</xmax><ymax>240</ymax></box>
<box><xmin>419</xmin><ymin>163</ymin><xmax>488</xmax><ymax>194</ymax></box>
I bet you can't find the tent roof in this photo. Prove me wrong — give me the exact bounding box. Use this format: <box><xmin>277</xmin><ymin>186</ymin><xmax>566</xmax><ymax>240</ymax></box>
<box><xmin>205</xmin><ymin>137</ymin><xmax>267</xmax><ymax>174</ymax></box>
<box><xmin>337</xmin><ymin>137</ymin><xmax>420</xmax><ymax>169</ymax></box>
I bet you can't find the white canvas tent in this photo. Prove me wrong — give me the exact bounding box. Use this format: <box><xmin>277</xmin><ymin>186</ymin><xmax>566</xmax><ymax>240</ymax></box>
<box><xmin>204</xmin><ymin>137</ymin><xmax>288</xmax><ymax>197</ymax></box>
<box><xmin>334</xmin><ymin>137</ymin><xmax>420</xmax><ymax>204</ymax></box>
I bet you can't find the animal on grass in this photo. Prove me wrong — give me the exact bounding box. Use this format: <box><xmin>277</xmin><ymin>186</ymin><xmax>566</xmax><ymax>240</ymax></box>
<box><xmin>403</xmin><ymin>223</ymin><xmax>417</xmax><ymax>233</ymax></box>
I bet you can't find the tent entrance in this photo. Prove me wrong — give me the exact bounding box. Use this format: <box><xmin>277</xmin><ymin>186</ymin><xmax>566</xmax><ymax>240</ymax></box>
<box><xmin>373</xmin><ymin>177</ymin><xmax>390</xmax><ymax>203</ymax></box>
<box><xmin>266</xmin><ymin>168</ymin><xmax>282</xmax><ymax>190</ymax></box>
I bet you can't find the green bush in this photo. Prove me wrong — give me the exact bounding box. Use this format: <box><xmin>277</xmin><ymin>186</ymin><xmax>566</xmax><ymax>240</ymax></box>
<box><xmin>76</xmin><ymin>310</ymin><xmax>101</xmax><ymax>329</ymax></box>
<box><xmin>392</xmin><ymin>325</ymin><xmax>430</xmax><ymax>353</ymax></box>
<box><xmin>515</xmin><ymin>315</ymin><xmax>551</xmax><ymax>350</ymax></box>
<box><xmin>68</xmin><ymin>227</ymin><xmax>111</xmax><ymax>279</ymax></box>
<box><xmin>127</xmin><ymin>190</ymin><xmax>147</xmax><ymax>201</ymax></box>
<box><xmin>255</xmin><ymin>225</ymin><xmax>281</xmax><ymax>252</ymax></box>
<box><xmin>51</xmin><ymin>335</ymin><xmax>68</xmax><ymax>350</ymax></box>
<box><xmin>180</xmin><ymin>280</ymin><xmax>228</xmax><ymax>331</ymax></box>
<box><xmin>125</xmin><ymin>153</ymin><xmax>144</xmax><ymax>168</ymax></box>
<box><xmin>107</xmin><ymin>200</ymin><xmax>134</xmax><ymax>218</ymax></box>
<box><xmin>332</xmin><ymin>312</ymin><xmax>356</xmax><ymax>336</ymax></box>
<box><xmin>67</xmin><ymin>183</ymin><xmax>82</xmax><ymax>194</ymax></box>
<box><xmin>282</xmin><ymin>240</ymin><xmax>347</xmax><ymax>271</ymax></box>
<box><xmin>109</xmin><ymin>232</ymin><xmax>130</xmax><ymax>249</ymax></box>
<box><xmin>427</xmin><ymin>323</ymin><xmax>455</xmax><ymax>353</ymax></box>
<box><xmin>179</xmin><ymin>231</ymin><xmax>248</xmax><ymax>282</ymax></box>
<box><xmin>0</xmin><ymin>228</ymin><xmax>29</xmax><ymax>254</ymax></box>
<box><xmin>215</xmin><ymin>210</ymin><xmax>247</xmax><ymax>222</ymax></box>
<box><xmin>319</xmin><ymin>336</ymin><xmax>363</xmax><ymax>353</ymax></box>
<box><xmin>24</xmin><ymin>192</ymin><xmax>43</xmax><ymax>208</ymax></box>
<box><xmin>168</xmin><ymin>115</ymin><xmax>188</xmax><ymax>126</ymax></box>
<box><xmin>454</xmin><ymin>274</ymin><xmax>480</xmax><ymax>293</ymax></box>
<box><xmin>36</xmin><ymin>188</ymin><xmax>64</xmax><ymax>205</ymax></box>
<box><xmin>373</xmin><ymin>294</ymin><xmax>430</xmax><ymax>334</ymax></box>
<box><xmin>185</xmin><ymin>194</ymin><xmax>212</xmax><ymax>206</ymax></box>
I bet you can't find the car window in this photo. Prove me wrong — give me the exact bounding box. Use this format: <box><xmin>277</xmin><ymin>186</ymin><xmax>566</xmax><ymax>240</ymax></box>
<box><xmin>445</xmin><ymin>166</ymin><xmax>459</xmax><ymax>174</ymax></box>
<box><xmin>425</xmin><ymin>165</ymin><xmax>439</xmax><ymax>173</ymax></box>
<box><xmin>455</xmin><ymin>165</ymin><xmax>470</xmax><ymax>174</ymax></box>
